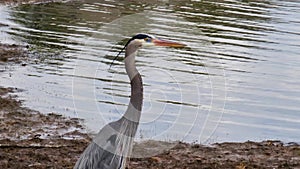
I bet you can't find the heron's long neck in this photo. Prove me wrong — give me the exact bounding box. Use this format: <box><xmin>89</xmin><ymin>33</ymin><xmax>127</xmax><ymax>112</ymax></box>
<box><xmin>123</xmin><ymin>51</ymin><xmax>143</xmax><ymax>124</ymax></box>
<box><xmin>125</xmin><ymin>51</ymin><xmax>139</xmax><ymax>80</ymax></box>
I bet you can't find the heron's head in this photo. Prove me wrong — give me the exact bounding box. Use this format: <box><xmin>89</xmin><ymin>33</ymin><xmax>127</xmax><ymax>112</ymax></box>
<box><xmin>125</xmin><ymin>33</ymin><xmax>186</xmax><ymax>49</ymax></box>
<box><xmin>110</xmin><ymin>33</ymin><xmax>186</xmax><ymax>67</ymax></box>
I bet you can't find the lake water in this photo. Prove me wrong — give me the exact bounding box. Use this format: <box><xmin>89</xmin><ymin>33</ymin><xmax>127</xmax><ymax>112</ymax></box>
<box><xmin>0</xmin><ymin>0</ymin><xmax>299</xmax><ymax>144</ymax></box>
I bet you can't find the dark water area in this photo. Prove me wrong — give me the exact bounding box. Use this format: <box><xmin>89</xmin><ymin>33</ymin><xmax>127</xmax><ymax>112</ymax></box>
<box><xmin>0</xmin><ymin>0</ymin><xmax>299</xmax><ymax>143</ymax></box>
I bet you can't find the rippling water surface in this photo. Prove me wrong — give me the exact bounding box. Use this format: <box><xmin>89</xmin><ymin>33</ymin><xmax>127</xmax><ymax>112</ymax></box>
<box><xmin>0</xmin><ymin>0</ymin><xmax>299</xmax><ymax>143</ymax></box>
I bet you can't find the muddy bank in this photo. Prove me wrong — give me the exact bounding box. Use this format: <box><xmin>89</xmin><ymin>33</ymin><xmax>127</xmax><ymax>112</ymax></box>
<box><xmin>0</xmin><ymin>44</ymin><xmax>28</xmax><ymax>64</ymax></box>
<box><xmin>130</xmin><ymin>140</ymin><xmax>300</xmax><ymax>169</ymax></box>
<box><xmin>0</xmin><ymin>86</ymin><xmax>90</xmax><ymax>168</ymax></box>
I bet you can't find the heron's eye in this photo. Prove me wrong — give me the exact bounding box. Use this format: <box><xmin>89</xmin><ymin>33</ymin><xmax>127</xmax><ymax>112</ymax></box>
<box><xmin>144</xmin><ymin>38</ymin><xmax>151</xmax><ymax>42</ymax></box>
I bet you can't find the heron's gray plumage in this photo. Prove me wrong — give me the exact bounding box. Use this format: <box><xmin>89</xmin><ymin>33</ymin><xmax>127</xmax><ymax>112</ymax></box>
<box><xmin>74</xmin><ymin>37</ymin><xmax>143</xmax><ymax>169</ymax></box>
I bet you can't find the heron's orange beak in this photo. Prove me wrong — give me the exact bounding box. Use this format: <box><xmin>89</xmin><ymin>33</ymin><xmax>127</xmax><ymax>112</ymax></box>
<box><xmin>153</xmin><ymin>39</ymin><xmax>186</xmax><ymax>48</ymax></box>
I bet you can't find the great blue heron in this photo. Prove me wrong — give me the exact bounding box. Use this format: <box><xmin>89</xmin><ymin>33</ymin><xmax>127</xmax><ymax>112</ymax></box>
<box><xmin>74</xmin><ymin>33</ymin><xmax>185</xmax><ymax>169</ymax></box>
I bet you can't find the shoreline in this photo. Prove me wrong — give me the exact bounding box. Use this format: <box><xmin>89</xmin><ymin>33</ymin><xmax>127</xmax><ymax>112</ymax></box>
<box><xmin>1</xmin><ymin>44</ymin><xmax>300</xmax><ymax>168</ymax></box>
<box><xmin>1</xmin><ymin>87</ymin><xmax>300</xmax><ymax>169</ymax></box>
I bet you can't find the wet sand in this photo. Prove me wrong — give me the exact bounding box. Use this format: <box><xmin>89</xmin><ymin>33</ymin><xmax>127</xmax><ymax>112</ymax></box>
<box><xmin>0</xmin><ymin>43</ymin><xmax>300</xmax><ymax>168</ymax></box>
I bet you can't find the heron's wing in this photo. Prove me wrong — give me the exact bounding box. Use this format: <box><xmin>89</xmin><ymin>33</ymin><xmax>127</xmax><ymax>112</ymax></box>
<box><xmin>74</xmin><ymin>140</ymin><xmax>123</xmax><ymax>169</ymax></box>
<box><xmin>74</xmin><ymin>119</ymin><xmax>138</xmax><ymax>169</ymax></box>
<box><xmin>74</xmin><ymin>123</ymin><xmax>124</xmax><ymax>169</ymax></box>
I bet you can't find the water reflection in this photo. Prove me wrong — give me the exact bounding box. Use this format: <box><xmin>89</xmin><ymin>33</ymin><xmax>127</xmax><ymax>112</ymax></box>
<box><xmin>0</xmin><ymin>0</ymin><xmax>299</xmax><ymax>143</ymax></box>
